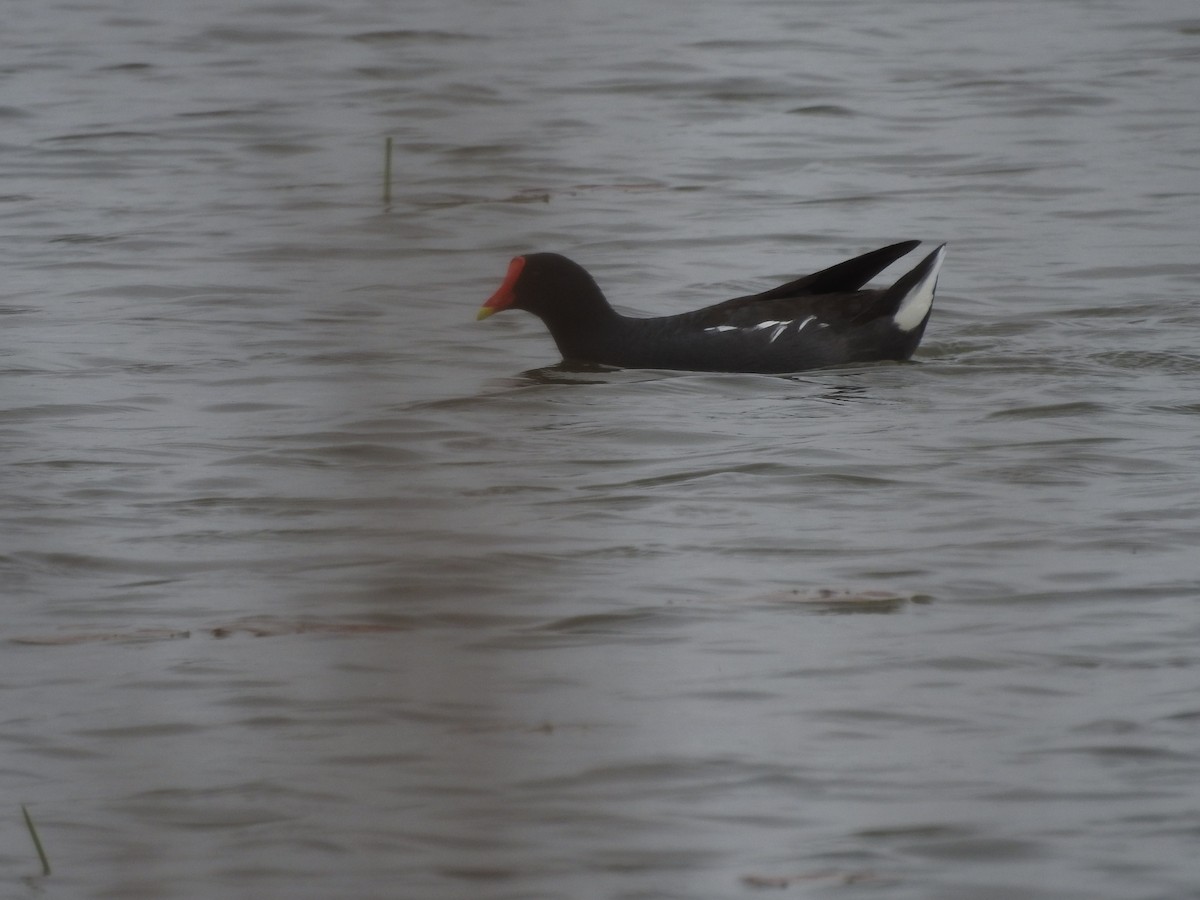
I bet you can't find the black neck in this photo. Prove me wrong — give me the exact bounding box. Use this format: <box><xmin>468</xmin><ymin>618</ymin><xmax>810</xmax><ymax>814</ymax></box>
<box><xmin>537</xmin><ymin>294</ymin><xmax>625</xmax><ymax>362</ymax></box>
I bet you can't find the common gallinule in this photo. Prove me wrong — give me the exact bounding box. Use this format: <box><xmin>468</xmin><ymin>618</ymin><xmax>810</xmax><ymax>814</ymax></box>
<box><xmin>477</xmin><ymin>241</ymin><xmax>945</xmax><ymax>373</ymax></box>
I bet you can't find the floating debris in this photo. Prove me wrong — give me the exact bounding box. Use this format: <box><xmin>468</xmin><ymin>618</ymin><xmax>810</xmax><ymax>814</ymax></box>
<box><xmin>11</xmin><ymin>617</ymin><xmax>412</xmax><ymax>646</ymax></box>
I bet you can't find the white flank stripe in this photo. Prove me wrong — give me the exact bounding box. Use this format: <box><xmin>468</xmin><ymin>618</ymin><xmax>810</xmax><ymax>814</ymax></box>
<box><xmin>706</xmin><ymin>315</ymin><xmax>820</xmax><ymax>342</ymax></box>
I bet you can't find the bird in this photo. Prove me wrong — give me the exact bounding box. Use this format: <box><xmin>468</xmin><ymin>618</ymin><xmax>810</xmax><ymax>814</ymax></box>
<box><xmin>476</xmin><ymin>241</ymin><xmax>945</xmax><ymax>374</ymax></box>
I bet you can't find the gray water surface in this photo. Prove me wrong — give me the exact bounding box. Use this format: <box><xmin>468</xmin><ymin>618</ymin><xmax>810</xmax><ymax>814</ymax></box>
<box><xmin>4</xmin><ymin>0</ymin><xmax>1200</xmax><ymax>897</ymax></box>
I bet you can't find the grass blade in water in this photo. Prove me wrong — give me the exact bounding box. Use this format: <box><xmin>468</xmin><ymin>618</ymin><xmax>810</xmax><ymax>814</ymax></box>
<box><xmin>383</xmin><ymin>136</ymin><xmax>393</xmax><ymax>205</ymax></box>
<box><xmin>21</xmin><ymin>804</ymin><xmax>51</xmax><ymax>876</ymax></box>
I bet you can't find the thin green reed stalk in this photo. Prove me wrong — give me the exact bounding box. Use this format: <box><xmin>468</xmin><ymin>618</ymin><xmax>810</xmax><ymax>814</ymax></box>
<box><xmin>21</xmin><ymin>804</ymin><xmax>51</xmax><ymax>876</ymax></box>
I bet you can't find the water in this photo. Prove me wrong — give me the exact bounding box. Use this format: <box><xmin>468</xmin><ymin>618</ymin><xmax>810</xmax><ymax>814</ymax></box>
<box><xmin>4</xmin><ymin>0</ymin><xmax>1200</xmax><ymax>897</ymax></box>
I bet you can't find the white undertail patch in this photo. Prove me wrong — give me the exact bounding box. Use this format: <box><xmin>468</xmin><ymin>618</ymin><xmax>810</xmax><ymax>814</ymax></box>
<box><xmin>893</xmin><ymin>244</ymin><xmax>946</xmax><ymax>332</ymax></box>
